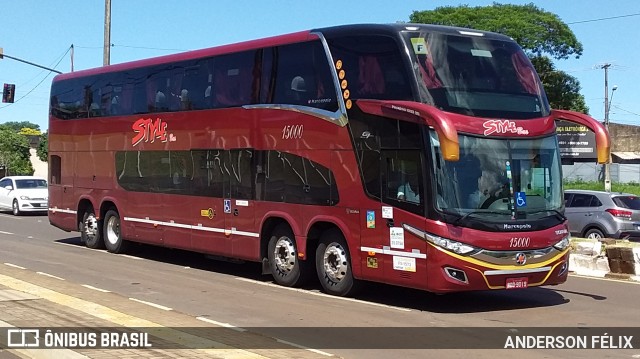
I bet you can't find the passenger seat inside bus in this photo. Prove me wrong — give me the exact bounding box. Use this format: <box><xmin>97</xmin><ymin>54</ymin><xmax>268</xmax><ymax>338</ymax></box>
<box><xmin>288</xmin><ymin>76</ymin><xmax>309</xmax><ymax>105</ymax></box>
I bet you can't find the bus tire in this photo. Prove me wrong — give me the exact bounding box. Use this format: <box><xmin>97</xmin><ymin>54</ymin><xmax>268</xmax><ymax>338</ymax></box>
<box><xmin>316</xmin><ymin>229</ymin><xmax>361</xmax><ymax>297</ymax></box>
<box><xmin>268</xmin><ymin>224</ymin><xmax>311</xmax><ymax>287</ymax></box>
<box><xmin>103</xmin><ymin>209</ymin><xmax>128</xmax><ymax>253</ymax></box>
<box><xmin>80</xmin><ymin>209</ymin><xmax>104</xmax><ymax>249</ymax></box>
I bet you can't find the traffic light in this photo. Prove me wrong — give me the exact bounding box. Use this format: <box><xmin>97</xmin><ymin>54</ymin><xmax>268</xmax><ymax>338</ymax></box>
<box><xmin>2</xmin><ymin>83</ymin><xmax>15</xmax><ymax>103</ymax></box>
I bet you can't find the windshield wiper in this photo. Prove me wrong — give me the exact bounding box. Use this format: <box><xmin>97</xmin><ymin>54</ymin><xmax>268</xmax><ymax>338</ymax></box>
<box><xmin>452</xmin><ymin>210</ymin><xmax>511</xmax><ymax>226</ymax></box>
<box><xmin>526</xmin><ymin>209</ymin><xmax>566</xmax><ymax>221</ymax></box>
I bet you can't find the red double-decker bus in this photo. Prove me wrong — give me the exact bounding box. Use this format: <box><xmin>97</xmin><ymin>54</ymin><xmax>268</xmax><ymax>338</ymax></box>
<box><xmin>48</xmin><ymin>24</ymin><xmax>609</xmax><ymax>296</ymax></box>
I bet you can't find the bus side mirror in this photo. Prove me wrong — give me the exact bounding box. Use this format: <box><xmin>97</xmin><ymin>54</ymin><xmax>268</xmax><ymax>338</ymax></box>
<box><xmin>551</xmin><ymin>109</ymin><xmax>611</xmax><ymax>164</ymax></box>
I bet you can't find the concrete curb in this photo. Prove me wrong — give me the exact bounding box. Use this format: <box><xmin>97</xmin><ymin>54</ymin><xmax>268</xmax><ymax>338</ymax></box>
<box><xmin>569</xmin><ymin>238</ymin><xmax>640</xmax><ymax>282</ymax></box>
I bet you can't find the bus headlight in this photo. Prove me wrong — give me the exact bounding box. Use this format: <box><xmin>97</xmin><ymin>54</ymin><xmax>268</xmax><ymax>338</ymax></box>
<box><xmin>432</xmin><ymin>236</ymin><xmax>477</xmax><ymax>255</ymax></box>
<box><xmin>553</xmin><ymin>235</ymin><xmax>571</xmax><ymax>251</ymax></box>
<box><xmin>403</xmin><ymin>223</ymin><xmax>478</xmax><ymax>255</ymax></box>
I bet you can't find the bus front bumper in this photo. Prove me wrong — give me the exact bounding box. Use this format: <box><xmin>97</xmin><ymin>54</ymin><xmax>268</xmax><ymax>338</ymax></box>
<box><xmin>427</xmin><ymin>246</ymin><xmax>570</xmax><ymax>293</ymax></box>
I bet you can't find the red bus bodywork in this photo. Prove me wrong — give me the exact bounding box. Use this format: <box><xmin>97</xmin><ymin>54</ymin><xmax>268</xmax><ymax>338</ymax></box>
<box><xmin>48</xmin><ymin>24</ymin><xmax>610</xmax><ymax>295</ymax></box>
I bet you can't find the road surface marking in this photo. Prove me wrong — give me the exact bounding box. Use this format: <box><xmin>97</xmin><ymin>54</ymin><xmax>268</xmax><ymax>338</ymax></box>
<box><xmin>82</xmin><ymin>284</ymin><xmax>111</xmax><ymax>293</ymax></box>
<box><xmin>129</xmin><ymin>297</ymin><xmax>173</xmax><ymax>311</ymax></box>
<box><xmin>0</xmin><ymin>230</ymin><xmax>14</xmax><ymax>235</ymax></box>
<box><xmin>37</xmin><ymin>272</ymin><xmax>65</xmax><ymax>281</ymax></box>
<box><xmin>0</xmin><ymin>273</ymin><xmax>270</xmax><ymax>358</ymax></box>
<box><xmin>118</xmin><ymin>254</ymin><xmax>144</xmax><ymax>260</ymax></box>
<box><xmin>235</xmin><ymin>277</ymin><xmax>411</xmax><ymax>312</ymax></box>
<box><xmin>196</xmin><ymin>317</ymin><xmax>247</xmax><ymax>332</ymax></box>
<box><xmin>4</xmin><ymin>263</ymin><xmax>26</xmax><ymax>269</ymax></box>
<box><xmin>54</xmin><ymin>241</ymin><xmax>102</xmax><ymax>251</ymax></box>
<box><xmin>275</xmin><ymin>338</ymin><xmax>334</xmax><ymax>357</ymax></box>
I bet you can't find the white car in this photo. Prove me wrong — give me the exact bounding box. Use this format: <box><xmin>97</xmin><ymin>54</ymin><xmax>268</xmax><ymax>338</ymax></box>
<box><xmin>0</xmin><ymin>176</ymin><xmax>48</xmax><ymax>215</ymax></box>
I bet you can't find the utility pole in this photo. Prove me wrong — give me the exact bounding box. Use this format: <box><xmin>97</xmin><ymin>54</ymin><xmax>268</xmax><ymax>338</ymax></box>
<box><xmin>103</xmin><ymin>0</ymin><xmax>111</xmax><ymax>66</ymax></box>
<box><xmin>602</xmin><ymin>63</ymin><xmax>612</xmax><ymax>192</ymax></box>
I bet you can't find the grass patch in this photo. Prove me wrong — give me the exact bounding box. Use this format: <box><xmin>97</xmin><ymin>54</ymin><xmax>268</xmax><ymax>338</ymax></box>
<box><xmin>563</xmin><ymin>180</ymin><xmax>640</xmax><ymax>195</ymax></box>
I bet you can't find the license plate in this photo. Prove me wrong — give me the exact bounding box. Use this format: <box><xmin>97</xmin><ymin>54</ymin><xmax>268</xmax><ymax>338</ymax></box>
<box><xmin>506</xmin><ymin>277</ymin><xmax>528</xmax><ymax>289</ymax></box>
<box><xmin>32</xmin><ymin>204</ymin><xmax>40</xmax><ymax>207</ymax></box>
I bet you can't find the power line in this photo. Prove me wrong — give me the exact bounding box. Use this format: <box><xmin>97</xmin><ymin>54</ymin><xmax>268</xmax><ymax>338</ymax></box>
<box><xmin>567</xmin><ymin>12</ymin><xmax>640</xmax><ymax>25</ymax></box>
<box><xmin>0</xmin><ymin>46</ymin><xmax>72</xmax><ymax>110</ymax></box>
<box><xmin>75</xmin><ymin>43</ymin><xmax>188</xmax><ymax>52</ymax></box>
<box><xmin>612</xmin><ymin>105</ymin><xmax>640</xmax><ymax>118</ymax></box>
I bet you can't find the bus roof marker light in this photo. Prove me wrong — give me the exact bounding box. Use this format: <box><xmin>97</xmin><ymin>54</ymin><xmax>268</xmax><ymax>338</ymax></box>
<box><xmin>459</xmin><ymin>31</ymin><xmax>484</xmax><ymax>37</ymax></box>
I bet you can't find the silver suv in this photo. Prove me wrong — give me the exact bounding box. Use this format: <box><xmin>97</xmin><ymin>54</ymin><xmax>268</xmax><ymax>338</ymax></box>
<box><xmin>564</xmin><ymin>189</ymin><xmax>640</xmax><ymax>240</ymax></box>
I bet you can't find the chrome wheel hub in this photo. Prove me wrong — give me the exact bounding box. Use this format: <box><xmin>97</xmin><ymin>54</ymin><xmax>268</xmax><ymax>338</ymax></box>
<box><xmin>274</xmin><ymin>237</ymin><xmax>296</xmax><ymax>273</ymax></box>
<box><xmin>323</xmin><ymin>243</ymin><xmax>348</xmax><ymax>282</ymax></box>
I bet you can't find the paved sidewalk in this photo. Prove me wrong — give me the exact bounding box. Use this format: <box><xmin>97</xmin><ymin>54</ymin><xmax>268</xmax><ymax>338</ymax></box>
<box><xmin>0</xmin><ymin>265</ymin><xmax>337</xmax><ymax>359</ymax></box>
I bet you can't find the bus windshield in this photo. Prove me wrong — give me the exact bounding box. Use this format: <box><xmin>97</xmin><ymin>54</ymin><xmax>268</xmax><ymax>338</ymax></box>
<box><xmin>402</xmin><ymin>31</ymin><xmax>549</xmax><ymax>119</ymax></box>
<box><xmin>430</xmin><ymin>131</ymin><xmax>563</xmax><ymax>221</ymax></box>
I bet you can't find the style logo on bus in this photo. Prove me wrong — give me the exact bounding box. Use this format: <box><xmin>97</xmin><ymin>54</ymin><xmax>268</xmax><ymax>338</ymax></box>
<box><xmin>483</xmin><ymin>120</ymin><xmax>529</xmax><ymax>136</ymax></box>
<box><xmin>132</xmin><ymin>118</ymin><xmax>176</xmax><ymax>146</ymax></box>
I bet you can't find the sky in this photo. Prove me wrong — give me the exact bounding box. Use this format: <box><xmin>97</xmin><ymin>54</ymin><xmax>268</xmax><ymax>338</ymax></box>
<box><xmin>1</xmin><ymin>1</ymin><xmax>639</xmax><ymax>131</ymax></box>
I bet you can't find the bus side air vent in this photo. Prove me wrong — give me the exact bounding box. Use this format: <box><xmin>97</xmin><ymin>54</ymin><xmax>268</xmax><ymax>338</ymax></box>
<box><xmin>399</xmin><ymin>272</ymin><xmax>412</xmax><ymax>280</ymax></box>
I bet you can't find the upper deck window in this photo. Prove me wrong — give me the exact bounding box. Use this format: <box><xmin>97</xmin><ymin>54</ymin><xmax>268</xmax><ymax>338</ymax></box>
<box><xmin>270</xmin><ymin>41</ymin><xmax>338</xmax><ymax>112</ymax></box>
<box><xmin>326</xmin><ymin>35</ymin><xmax>413</xmax><ymax>102</ymax></box>
<box><xmin>402</xmin><ymin>31</ymin><xmax>550</xmax><ymax>119</ymax></box>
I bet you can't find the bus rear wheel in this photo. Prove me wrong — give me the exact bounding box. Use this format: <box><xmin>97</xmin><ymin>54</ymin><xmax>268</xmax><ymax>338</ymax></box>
<box><xmin>80</xmin><ymin>209</ymin><xmax>104</xmax><ymax>249</ymax></box>
<box><xmin>103</xmin><ymin>209</ymin><xmax>128</xmax><ymax>253</ymax></box>
<box><xmin>268</xmin><ymin>224</ymin><xmax>311</xmax><ymax>287</ymax></box>
<box><xmin>316</xmin><ymin>229</ymin><xmax>360</xmax><ymax>297</ymax></box>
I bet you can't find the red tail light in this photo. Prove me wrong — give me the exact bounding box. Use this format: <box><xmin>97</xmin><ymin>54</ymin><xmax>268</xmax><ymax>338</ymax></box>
<box><xmin>605</xmin><ymin>209</ymin><xmax>632</xmax><ymax>218</ymax></box>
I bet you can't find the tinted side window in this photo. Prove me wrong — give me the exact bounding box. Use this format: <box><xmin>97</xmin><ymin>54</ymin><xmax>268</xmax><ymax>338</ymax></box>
<box><xmin>613</xmin><ymin>196</ymin><xmax>640</xmax><ymax>210</ymax></box>
<box><xmin>114</xmin><ymin>149</ymin><xmax>337</xmax><ymax>206</ymax></box>
<box><xmin>271</xmin><ymin>41</ymin><xmax>338</xmax><ymax>111</ymax></box>
<box><xmin>564</xmin><ymin>193</ymin><xmax>572</xmax><ymax>207</ymax></box>
<box><xmin>382</xmin><ymin>149</ymin><xmax>424</xmax><ymax>215</ymax></box>
<box><xmin>50</xmin><ymin>155</ymin><xmax>62</xmax><ymax>185</ymax></box>
<box><xmin>262</xmin><ymin>150</ymin><xmax>337</xmax><ymax>205</ymax></box>
<box><xmin>212</xmin><ymin>50</ymin><xmax>259</xmax><ymax>108</ymax></box>
<box><xmin>568</xmin><ymin>193</ymin><xmax>591</xmax><ymax>207</ymax></box>
<box><xmin>589</xmin><ymin>196</ymin><xmax>602</xmax><ymax>207</ymax></box>
<box><xmin>327</xmin><ymin>35</ymin><xmax>413</xmax><ymax>101</ymax></box>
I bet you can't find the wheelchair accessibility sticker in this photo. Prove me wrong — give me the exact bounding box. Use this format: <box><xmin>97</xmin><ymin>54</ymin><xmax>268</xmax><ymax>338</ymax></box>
<box><xmin>515</xmin><ymin>192</ymin><xmax>527</xmax><ymax>207</ymax></box>
<box><xmin>224</xmin><ymin>199</ymin><xmax>231</xmax><ymax>213</ymax></box>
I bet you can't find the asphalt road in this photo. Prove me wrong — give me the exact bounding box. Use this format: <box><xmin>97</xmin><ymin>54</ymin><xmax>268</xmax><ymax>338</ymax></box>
<box><xmin>1</xmin><ymin>211</ymin><xmax>639</xmax><ymax>358</ymax></box>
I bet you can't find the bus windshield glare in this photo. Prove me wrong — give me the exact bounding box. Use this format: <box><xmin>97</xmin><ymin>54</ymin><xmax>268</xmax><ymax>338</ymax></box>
<box><xmin>430</xmin><ymin>130</ymin><xmax>563</xmax><ymax>220</ymax></box>
<box><xmin>402</xmin><ymin>31</ymin><xmax>550</xmax><ymax>119</ymax></box>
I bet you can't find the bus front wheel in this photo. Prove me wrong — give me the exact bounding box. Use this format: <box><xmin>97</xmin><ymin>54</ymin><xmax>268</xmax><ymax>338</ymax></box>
<box><xmin>316</xmin><ymin>229</ymin><xmax>360</xmax><ymax>297</ymax></box>
<box><xmin>268</xmin><ymin>224</ymin><xmax>311</xmax><ymax>287</ymax></box>
<box><xmin>103</xmin><ymin>209</ymin><xmax>128</xmax><ymax>253</ymax></box>
<box><xmin>80</xmin><ymin>209</ymin><xmax>104</xmax><ymax>249</ymax></box>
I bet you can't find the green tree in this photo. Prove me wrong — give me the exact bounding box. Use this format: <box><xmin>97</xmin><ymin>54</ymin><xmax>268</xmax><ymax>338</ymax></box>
<box><xmin>0</xmin><ymin>127</ymin><xmax>33</xmax><ymax>175</ymax></box>
<box><xmin>531</xmin><ymin>56</ymin><xmax>588</xmax><ymax>113</ymax></box>
<box><xmin>1</xmin><ymin>121</ymin><xmax>40</xmax><ymax>132</ymax></box>
<box><xmin>18</xmin><ymin>127</ymin><xmax>42</xmax><ymax>136</ymax></box>
<box><xmin>37</xmin><ymin>131</ymin><xmax>48</xmax><ymax>162</ymax></box>
<box><xmin>410</xmin><ymin>3</ymin><xmax>589</xmax><ymax>113</ymax></box>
